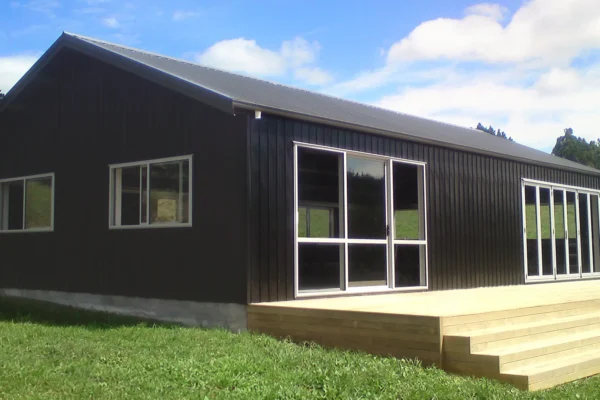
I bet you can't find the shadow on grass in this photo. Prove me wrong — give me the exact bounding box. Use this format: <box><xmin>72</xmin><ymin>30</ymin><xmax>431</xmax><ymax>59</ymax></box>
<box><xmin>0</xmin><ymin>296</ymin><xmax>177</xmax><ymax>330</ymax></box>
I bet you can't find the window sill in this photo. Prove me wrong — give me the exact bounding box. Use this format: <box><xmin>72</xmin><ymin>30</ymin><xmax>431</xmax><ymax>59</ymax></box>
<box><xmin>525</xmin><ymin>274</ymin><xmax>600</xmax><ymax>283</ymax></box>
<box><xmin>0</xmin><ymin>228</ymin><xmax>53</xmax><ymax>234</ymax></box>
<box><xmin>296</xmin><ymin>285</ymin><xmax>428</xmax><ymax>299</ymax></box>
<box><xmin>109</xmin><ymin>223</ymin><xmax>193</xmax><ymax>230</ymax></box>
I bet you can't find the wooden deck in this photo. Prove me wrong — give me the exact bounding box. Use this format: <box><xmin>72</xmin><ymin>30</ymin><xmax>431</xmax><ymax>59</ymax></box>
<box><xmin>248</xmin><ymin>280</ymin><xmax>600</xmax><ymax>391</ymax></box>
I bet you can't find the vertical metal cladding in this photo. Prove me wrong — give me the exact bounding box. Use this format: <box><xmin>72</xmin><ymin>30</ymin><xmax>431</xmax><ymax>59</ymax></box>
<box><xmin>0</xmin><ymin>48</ymin><xmax>248</xmax><ymax>304</ymax></box>
<box><xmin>248</xmin><ymin>114</ymin><xmax>600</xmax><ymax>302</ymax></box>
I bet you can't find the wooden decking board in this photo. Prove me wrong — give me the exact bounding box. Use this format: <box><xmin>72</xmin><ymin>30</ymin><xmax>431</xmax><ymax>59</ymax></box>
<box><xmin>249</xmin><ymin>320</ymin><xmax>441</xmax><ymax>349</ymax></box>
<box><xmin>442</xmin><ymin>300</ymin><xmax>600</xmax><ymax>333</ymax></box>
<box><xmin>458</xmin><ymin>311</ymin><xmax>600</xmax><ymax>344</ymax></box>
<box><xmin>501</xmin><ymin>341</ymin><xmax>600</xmax><ymax>371</ymax></box>
<box><xmin>248</xmin><ymin>311</ymin><xmax>440</xmax><ymax>333</ymax></box>
<box><xmin>248</xmin><ymin>280</ymin><xmax>600</xmax><ymax>391</ymax></box>
<box><xmin>442</xmin><ymin>299</ymin><xmax>600</xmax><ymax>331</ymax></box>
<box><xmin>472</xmin><ymin>323</ymin><xmax>600</xmax><ymax>353</ymax></box>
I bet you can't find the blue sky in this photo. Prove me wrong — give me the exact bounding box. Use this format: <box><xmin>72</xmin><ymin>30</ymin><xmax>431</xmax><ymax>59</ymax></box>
<box><xmin>1</xmin><ymin>0</ymin><xmax>599</xmax><ymax>152</ymax></box>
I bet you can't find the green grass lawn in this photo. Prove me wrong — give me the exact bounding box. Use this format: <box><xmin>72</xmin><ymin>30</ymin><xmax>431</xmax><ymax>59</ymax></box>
<box><xmin>1</xmin><ymin>297</ymin><xmax>599</xmax><ymax>399</ymax></box>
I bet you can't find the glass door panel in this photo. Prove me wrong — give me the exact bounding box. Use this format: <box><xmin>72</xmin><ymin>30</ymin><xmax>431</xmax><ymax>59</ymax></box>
<box><xmin>539</xmin><ymin>188</ymin><xmax>554</xmax><ymax>276</ymax></box>
<box><xmin>348</xmin><ymin>244</ymin><xmax>387</xmax><ymax>287</ymax></box>
<box><xmin>553</xmin><ymin>189</ymin><xmax>568</xmax><ymax>275</ymax></box>
<box><xmin>392</xmin><ymin>163</ymin><xmax>422</xmax><ymax>240</ymax></box>
<box><xmin>591</xmin><ymin>195</ymin><xmax>600</xmax><ymax>273</ymax></box>
<box><xmin>580</xmin><ymin>193</ymin><xmax>592</xmax><ymax>274</ymax></box>
<box><xmin>525</xmin><ymin>185</ymin><xmax>540</xmax><ymax>277</ymax></box>
<box><xmin>297</xmin><ymin>148</ymin><xmax>345</xmax><ymax>292</ymax></box>
<box><xmin>394</xmin><ymin>244</ymin><xmax>425</xmax><ymax>287</ymax></box>
<box><xmin>347</xmin><ymin>156</ymin><xmax>387</xmax><ymax>239</ymax></box>
<box><xmin>298</xmin><ymin>243</ymin><xmax>344</xmax><ymax>291</ymax></box>
<box><xmin>566</xmin><ymin>191</ymin><xmax>579</xmax><ymax>274</ymax></box>
<box><xmin>295</xmin><ymin>144</ymin><xmax>429</xmax><ymax>294</ymax></box>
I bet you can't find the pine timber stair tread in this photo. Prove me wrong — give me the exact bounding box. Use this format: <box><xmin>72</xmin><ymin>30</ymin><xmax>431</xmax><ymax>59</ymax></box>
<box><xmin>443</xmin><ymin>300</ymin><xmax>600</xmax><ymax>334</ymax></box>
<box><xmin>445</xmin><ymin>310</ymin><xmax>600</xmax><ymax>348</ymax></box>
<box><xmin>478</xmin><ymin>328</ymin><xmax>600</xmax><ymax>359</ymax></box>
<box><xmin>503</xmin><ymin>350</ymin><xmax>600</xmax><ymax>390</ymax></box>
<box><xmin>443</xmin><ymin>305</ymin><xmax>600</xmax><ymax>390</ymax></box>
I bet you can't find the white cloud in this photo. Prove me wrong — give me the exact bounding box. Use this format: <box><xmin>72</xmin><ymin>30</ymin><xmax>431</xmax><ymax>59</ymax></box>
<box><xmin>294</xmin><ymin>67</ymin><xmax>333</xmax><ymax>86</ymax></box>
<box><xmin>102</xmin><ymin>16</ymin><xmax>119</xmax><ymax>28</ymax></box>
<box><xmin>387</xmin><ymin>0</ymin><xmax>600</xmax><ymax>66</ymax></box>
<box><xmin>325</xmin><ymin>0</ymin><xmax>600</xmax><ymax>151</ymax></box>
<box><xmin>193</xmin><ymin>36</ymin><xmax>331</xmax><ymax>86</ymax></box>
<box><xmin>280</xmin><ymin>37</ymin><xmax>320</xmax><ymax>67</ymax></box>
<box><xmin>0</xmin><ymin>54</ymin><xmax>39</xmax><ymax>94</ymax></box>
<box><xmin>465</xmin><ymin>3</ymin><xmax>508</xmax><ymax>21</ymax></box>
<box><xmin>374</xmin><ymin>64</ymin><xmax>600</xmax><ymax>150</ymax></box>
<box><xmin>172</xmin><ymin>10</ymin><xmax>199</xmax><ymax>21</ymax></box>
<box><xmin>196</xmin><ymin>38</ymin><xmax>287</xmax><ymax>76</ymax></box>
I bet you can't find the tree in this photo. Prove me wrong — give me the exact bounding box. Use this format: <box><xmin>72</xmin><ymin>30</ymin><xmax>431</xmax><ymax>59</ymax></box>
<box><xmin>476</xmin><ymin>123</ymin><xmax>514</xmax><ymax>141</ymax></box>
<box><xmin>0</xmin><ymin>90</ymin><xmax>4</xmax><ymax>100</ymax></box>
<box><xmin>551</xmin><ymin>128</ymin><xmax>600</xmax><ymax>169</ymax></box>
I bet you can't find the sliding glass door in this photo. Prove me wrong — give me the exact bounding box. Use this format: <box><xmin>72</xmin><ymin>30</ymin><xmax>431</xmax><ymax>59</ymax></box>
<box><xmin>523</xmin><ymin>180</ymin><xmax>600</xmax><ymax>281</ymax></box>
<box><xmin>295</xmin><ymin>143</ymin><xmax>427</xmax><ymax>295</ymax></box>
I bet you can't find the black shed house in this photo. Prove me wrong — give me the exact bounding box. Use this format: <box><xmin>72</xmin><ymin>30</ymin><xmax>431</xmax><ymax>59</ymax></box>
<box><xmin>1</xmin><ymin>33</ymin><xmax>600</xmax><ymax>329</ymax></box>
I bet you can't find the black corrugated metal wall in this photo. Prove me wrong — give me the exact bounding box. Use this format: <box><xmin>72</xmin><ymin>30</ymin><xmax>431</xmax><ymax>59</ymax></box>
<box><xmin>248</xmin><ymin>114</ymin><xmax>600</xmax><ymax>303</ymax></box>
<box><xmin>0</xmin><ymin>48</ymin><xmax>248</xmax><ymax>304</ymax></box>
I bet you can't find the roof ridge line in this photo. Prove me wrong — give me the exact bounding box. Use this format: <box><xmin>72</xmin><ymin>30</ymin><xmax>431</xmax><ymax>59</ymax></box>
<box><xmin>63</xmin><ymin>32</ymin><xmax>488</xmax><ymax>136</ymax></box>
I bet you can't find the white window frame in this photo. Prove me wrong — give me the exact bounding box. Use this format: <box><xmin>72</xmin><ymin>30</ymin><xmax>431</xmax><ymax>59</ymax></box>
<box><xmin>0</xmin><ymin>173</ymin><xmax>55</xmax><ymax>234</ymax></box>
<box><xmin>108</xmin><ymin>155</ymin><xmax>193</xmax><ymax>230</ymax></box>
<box><xmin>293</xmin><ymin>142</ymin><xmax>428</xmax><ymax>298</ymax></box>
<box><xmin>522</xmin><ymin>178</ymin><xmax>600</xmax><ymax>282</ymax></box>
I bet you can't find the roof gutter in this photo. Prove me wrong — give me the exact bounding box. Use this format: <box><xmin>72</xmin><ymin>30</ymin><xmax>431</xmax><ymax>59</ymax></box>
<box><xmin>233</xmin><ymin>100</ymin><xmax>600</xmax><ymax>177</ymax></box>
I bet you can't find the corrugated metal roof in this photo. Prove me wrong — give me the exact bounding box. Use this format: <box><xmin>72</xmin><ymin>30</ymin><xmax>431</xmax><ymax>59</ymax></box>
<box><xmin>8</xmin><ymin>32</ymin><xmax>600</xmax><ymax>175</ymax></box>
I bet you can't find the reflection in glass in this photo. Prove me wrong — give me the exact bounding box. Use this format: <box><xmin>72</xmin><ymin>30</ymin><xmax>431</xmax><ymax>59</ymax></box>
<box><xmin>525</xmin><ymin>185</ymin><xmax>539</xmax><ymax>276</ymax></box>
<box><xmin>539</xmin><ymin>188</ymin><xmax>553</xmax><ymax>276</ymax></box>
<box><xmin>554</xmin><ymin>190</ymin><xmax>567</xmax><ymax>275</ymax></box>
<box><xmin>141</xmin><ymin>166</ymin><xmax>148</xmax><ymax>224</ymax></box>
<box><xmin>580</xmin><ymin>193</ymin><xmax>591</xmax><ymax>273</ymax></box>
<box><xmin>592</xmin><ymin>195</ymin><xmax>600</xmax><ymax>273</ymax></box>
<box><xmin>348</xmin><ymin>244</ymin><xmax>387</xmax><ymax>287</ymax></box>
<box><xmin>395</xmin><ymin>245</ymin><xmax>424</xmax><ymax>287</ymax></box>
<box><xmin>150</xmin><ymin>160</ymin><xmax>190</xmax><ymax>224</ymax></box>
<box><xmin>25</xmin><ymin>177</ymin><xmax>52</xmax><ymax>229</ymax></box>
<box><xmin>119</xmin><ymin>166</ymin><xmax>141</xmax><ymax>226</ymax></box>
<box><xmin>298</xmin><ymin>243</ymin><xmax>343</xmax><ymax>291</ymax></box>
<box><xmin>297</xmin><ymin>148</ymin><xmax>342</xmax><ymax>238</ymax></box>
<box><xmin>566</xmin><ymin>191</ymin><xmax>579</xmax><ymax>274</ymax></box>
<box><xmin>393</xmin><ymin>163</ymin><xmax>421</xmax><ymax>240</ymax></box>
<box><xmin>347</xmin><ymin>157</ymin><xmax>386</xmax><ymax>239</ymax></box>
<box><xmin>0</xmin><ymin>180</ymin><xmax>25</xmax><ymax>230</ymax></box>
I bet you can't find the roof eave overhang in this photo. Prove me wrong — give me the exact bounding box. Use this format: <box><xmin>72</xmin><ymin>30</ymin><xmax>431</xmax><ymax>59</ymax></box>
<box><xmin>1</xmin><ymin>33</ymin><xmax>235</xmax><ymax>115</ymax></box>
<box><xmin>233</xmin><ymin>100</ymin><xmax>600</xmax><ymax>177</ymax></box>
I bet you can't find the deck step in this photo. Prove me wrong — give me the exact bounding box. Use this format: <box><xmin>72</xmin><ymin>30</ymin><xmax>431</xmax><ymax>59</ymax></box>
<box><xmin>443</xmin><ymin>299</ymin><xmax>600</xmax><ymax>334</ymax></box>
<box><xmin>443</xmin><ymin>304</ymin><xmax>600</xmax><ymax>390</ymax></box>
<box><xmin>446</xmin><ymin>310</ymin><xmax>600</xmax><ymax>353</ymax></box>
<box><xmin>503</xmin><ymin>349</ymin><xmax>600</xmax><ymax>391</ymax></box>
<box><xmin>485</xmin><ymin>329</ymin><xmax>600</xmax><ymax>370</ymax></box>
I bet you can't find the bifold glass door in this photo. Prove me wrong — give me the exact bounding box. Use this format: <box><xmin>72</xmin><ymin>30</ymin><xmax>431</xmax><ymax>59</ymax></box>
<box><xmin>523</xmin><ymin>180</ymin><xmax>600</xmax><ymax>281</ymax></box>
<box><xmin>295</xmin><ymin>144</ymin><xmax>427</xmax><ymax>295</ymax></box>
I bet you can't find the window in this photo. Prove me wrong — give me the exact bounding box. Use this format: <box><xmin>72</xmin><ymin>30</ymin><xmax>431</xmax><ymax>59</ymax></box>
<box><xmin>295</xmin><ymin>143</ymin><xmax>428</xmax><ymax>296</ymax></box>
<box><xmin>0</xmin><ymin>174</ymin><xmax>54</xmax><ymax>232</ymax></box>
<box><xmin>110</xmin><ymin>156</ymin><xmax>192</xmax><ymax>228</ymax></box>
<box><xmin>522</xmin><ymin>179</ymin><xmax>600</xmax><ymax>281</ymax></box>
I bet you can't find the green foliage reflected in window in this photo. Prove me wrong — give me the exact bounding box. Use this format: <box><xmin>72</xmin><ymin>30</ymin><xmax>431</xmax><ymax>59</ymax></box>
<box><xmin>298</xmin><ymin>207</ymin><xmax>334</xmax><ymax>238</ymax></box>
<box><xmin>25</xmin><ymin>178</ymin><xmax>52</xmax><ymax>229</ymax></box>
